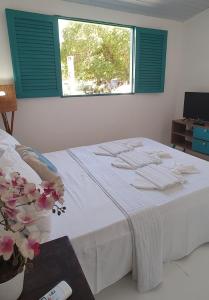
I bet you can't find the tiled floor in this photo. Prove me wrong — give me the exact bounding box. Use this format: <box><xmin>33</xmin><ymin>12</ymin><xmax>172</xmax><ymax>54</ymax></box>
<box><xmin>96</xmin><ymin>244</ymin><xmax>209</xmax><ymax>300</ymax></box>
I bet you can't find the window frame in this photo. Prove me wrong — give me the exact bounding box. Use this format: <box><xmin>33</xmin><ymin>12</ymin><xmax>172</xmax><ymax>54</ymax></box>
<box><xmin>6</xmin><ymin>9</ymin><xmax>167</xmax><ymax>99</ymax></box>
<box><xmin>57</xmin><ymin>15</ymin><xmax>135</xmax><ymax>98</ymax></box>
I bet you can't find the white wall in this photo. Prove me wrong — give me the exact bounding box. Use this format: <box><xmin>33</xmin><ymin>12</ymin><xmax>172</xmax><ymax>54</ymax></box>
<box><xmin>0</xmin><ymin>0</ymin><xmax>184</xmax><ymax>152</ymax></box>
<box><xmin>174</xmin><ymin>7</ymin><xmax>209</xmax><ymax>118</ymax></box>
<box><xmin>184</xmin><ymin>8</ymin><xmax>209</xmax><ymax>90</ymax></box>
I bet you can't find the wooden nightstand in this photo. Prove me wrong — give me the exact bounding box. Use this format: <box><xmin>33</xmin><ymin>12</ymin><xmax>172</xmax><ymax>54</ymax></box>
<box><xmin>19</xmin><ymin>236</ymin><xmax>95</xmax><ymax>300</ymax></box>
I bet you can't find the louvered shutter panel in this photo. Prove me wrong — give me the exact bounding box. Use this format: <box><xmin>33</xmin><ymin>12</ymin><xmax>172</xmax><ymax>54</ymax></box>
<box><xmin>6</xmin><ymin>9</ymin><xmax>62</xmax><ymax>98</ymax></box>
<box><xmin>135</xmin><ymin>27</ymin><xmax>167</xmax><ymax>93</ymax></box>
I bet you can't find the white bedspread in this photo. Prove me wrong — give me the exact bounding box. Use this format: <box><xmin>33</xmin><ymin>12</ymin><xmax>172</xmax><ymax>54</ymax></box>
<box><xmin>68</xmin><ymin>148</ymin><xmax>163</xmax><ymax>292</ymax></box>
<box><xmin>45</xmin><ymin>138</ymin><xmax>209</xmax><ymax>294</ymax></box>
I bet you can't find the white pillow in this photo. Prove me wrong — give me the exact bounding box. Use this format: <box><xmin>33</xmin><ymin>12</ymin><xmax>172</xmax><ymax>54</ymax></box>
<box><xmin>0</xmin><ymin>146</ymin><xmax>41</xmax><ymax>185</ymax></box>
<box><xmin>0</xmin><ymin>128</ymin><xmax>20</xmax><ymax>151</ymax></box>
<box><xmin>0</xmin><ymin>146</ymin><xmax>50</xmax><ymax>241</ymax></box>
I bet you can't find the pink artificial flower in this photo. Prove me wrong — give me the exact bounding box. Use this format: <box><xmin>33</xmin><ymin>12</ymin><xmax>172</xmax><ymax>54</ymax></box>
<box><xmin>0</xmin><ymin>177</ymin><xmax>10</xmax><ymax>191</ymax></box>
<box><xmin>0</xmin><ymin>168</ymin><xmax>5</xmax><ymax>177</ymax></box>
<box><xmin>51</xmin><ymin>190</ymin><xmax>64</xmax><ymax>204</ymax></box>
<box><xmin>28</xmin><ymin>190</ymin><xmax>41</xmax><ymax>203</ymax></box>
<box><xmin>2</xmin><ymin>207</ymin><xmax>19</xmax><ymax>220</ymax></box>
<box><xmin>5</xmin><ymin>197</ymin><xmax>17</xmax><ymax>209</ymax></box>
<box><xmin>16</xmin><ymin>211</ymin><xmax>36</xmax><ymax>225</ymax></box>
<box><xmin>41</xmin><ymin>181</ymin><xmax>64</xmax><ymax>203</ymax></box>
<box><xmin>0</xmin><ymin>232</ymin><xmax>15</xmax><ymax>260</ymax></box>
<box><xmin>11</xmin><ymin>172</ymin><xmax>27</xmax><ymax>187</ymax></box>
<box><xmin>28</xmin><ymin>239</ymin><xmax>40</xmax><ymax>257</ymax></box>
<box><xmin>41</xmin><ymin>181</ymin><xmax>55</xmax><ymax>195</ymax></box>
<box><xmin>1</xmin><ymin>190</ymin><xmax>21</xmax><ymax>209</ymax></box>
<box><xmin>18</xmin><ymin>233</ymin><xmax>40</xmax><ymax>260</ymax></box>
<box><xmin>36</xmin><ymin>193</ymin><xmax>55</xmax><ymax>210</ymax></box>
<box><xmin>11</xmin><ymin>222</ymin><xmax>24</xmax><ymax>232</ymax></box>
<box><xmin>24</xmin><ymin>183</ymin><xmax>36</xmax><ymax>195</ymax></box>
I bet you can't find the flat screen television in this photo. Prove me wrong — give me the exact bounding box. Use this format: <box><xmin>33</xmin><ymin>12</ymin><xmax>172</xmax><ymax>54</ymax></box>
<box><xmin>183</xmin><ymin>92</ymin><xmax>209</xmax><ymax>122</ymax></box>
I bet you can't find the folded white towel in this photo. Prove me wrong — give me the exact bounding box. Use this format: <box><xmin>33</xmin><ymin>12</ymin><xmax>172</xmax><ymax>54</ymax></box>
<box><xmin>136</xmin><ymin>164</ymin><xmax>185</xmax><ymax>190</ymax></box>
<box><xmin>131</xmin><ymin>177</ymin><xmax>157</xmax><ymax>190</ymax></box>
<box><xmin>122</xmin><ymin>138</ymin><xmax>143</xmax><ymax>149</ymax></box>
<box><xmin>111</xmin><ymin>158</ymin><xmax>133</xmax><ymax>169</ymax></box>
<box><xmin>144</xmin><ymin>149</ymin><xmax>172</xmax><ymax>159</ymax></box>
<box><xmin>99</xmin><ymin>142</ymin><xmax>131</xmax><ymax>156</ymax></box>
<box><xmin>171</xmin><ymin>163</ymin><xmax>199</xmax><ymax>175</ymax></box>
<box><xmin>118</xmin><ymin>149</ymin><xmax>161</xmax><ymax>169</ymax></box>
<box><xmin>94</xmin><ymin>148</ymin><xmax>113</xmax><ymax>156</ymax></box>
<box><xmin>94</xmin><ymin>138</ymin><xmax>143</xmax><ymax>157</ymax></box>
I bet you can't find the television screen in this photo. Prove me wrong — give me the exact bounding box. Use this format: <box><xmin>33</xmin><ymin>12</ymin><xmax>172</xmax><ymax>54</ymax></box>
<box><xmin>183</xmin><ymin>92</ymin><xmax>209</xmax><ymax>121</ymax></box>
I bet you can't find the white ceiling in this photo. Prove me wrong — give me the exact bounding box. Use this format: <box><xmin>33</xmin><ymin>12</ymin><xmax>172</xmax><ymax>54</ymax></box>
<box><xmin>63</xmin><ymin>0</ymin><xmax>209</xmax><ymax>21</ymax></box>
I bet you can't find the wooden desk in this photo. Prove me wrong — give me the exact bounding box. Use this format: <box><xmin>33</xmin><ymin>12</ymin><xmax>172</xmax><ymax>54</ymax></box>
<box><xmin>19</xmin><ymin>236</ymin><xmax>95</xmax><ymax>300</ymax></box>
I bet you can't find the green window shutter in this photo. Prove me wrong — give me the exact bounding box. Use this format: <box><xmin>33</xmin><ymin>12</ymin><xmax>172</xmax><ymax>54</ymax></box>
<box><xmin>135</xmin><ymin>27</ymin><xmax>167</xmax><ymax>93</ymax></box>
<box><xmin>6</xmin><ymin>9</ymin><xmax>61</xmax><ymax>98</ymax></box>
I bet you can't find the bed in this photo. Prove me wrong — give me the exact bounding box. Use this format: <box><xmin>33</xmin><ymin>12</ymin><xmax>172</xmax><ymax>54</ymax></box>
<box><xmin>43</xmin><ymin>138</ymin><xmax>209</xmax><ymax>294</ymax></box>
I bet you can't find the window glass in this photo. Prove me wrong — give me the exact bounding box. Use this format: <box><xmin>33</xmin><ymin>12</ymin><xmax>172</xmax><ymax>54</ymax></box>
<box><xmin>59</xmin><ymin>19</ymin><xmax>133</xmax><ymax>96</ymax></box>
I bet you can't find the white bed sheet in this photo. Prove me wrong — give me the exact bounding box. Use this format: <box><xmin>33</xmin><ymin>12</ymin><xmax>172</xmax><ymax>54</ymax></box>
<box><xmin>45</xmin><ymin>138</ymin><xmax>209</xmax><ymax>294</ymax></box>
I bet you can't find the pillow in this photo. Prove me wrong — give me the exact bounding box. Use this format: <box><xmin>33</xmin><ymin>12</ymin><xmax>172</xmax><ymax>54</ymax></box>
<box><xmin>0</xmin><ymin>128</ymin><xmax>20</xmax><ymax>148</ymax></box>
<box><xmin>16</xmin><ymin>145</ymin><xmax>60</xmax><ymax>183</ymax></box>
<box><xmin>0</xmin><ymin>146</ymin><xmax>50</xmax><ymax>243</ymax></box>
<box><xmin>16</xmin><ymin>145</ymin><xmax>57</xmax><ymax>173</ymax></box>
<box><xmin>0</xmin><ymin>146</ymin><xmax>41</xmax><ymax>185</ymax></box>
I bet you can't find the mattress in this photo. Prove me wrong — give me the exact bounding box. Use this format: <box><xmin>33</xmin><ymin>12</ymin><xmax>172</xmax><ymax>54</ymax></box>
<box><xmin>45</xmin><ymin>138</ymin><xmax>209</xmax><ymax>294</ymax></box>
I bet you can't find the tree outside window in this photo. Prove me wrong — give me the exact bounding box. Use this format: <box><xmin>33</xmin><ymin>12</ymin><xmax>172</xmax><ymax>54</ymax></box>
<box><xmin>59</xmin><ymin>19</ymin><xmax>133</xmax><ymax>96</ymax></box>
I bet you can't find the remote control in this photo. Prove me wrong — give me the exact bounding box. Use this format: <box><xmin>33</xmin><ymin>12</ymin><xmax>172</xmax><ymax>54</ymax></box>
<box><xmin>39</xmin><ymin>281</ymin><xmax>72</xmax><ymax>300</ymax></box>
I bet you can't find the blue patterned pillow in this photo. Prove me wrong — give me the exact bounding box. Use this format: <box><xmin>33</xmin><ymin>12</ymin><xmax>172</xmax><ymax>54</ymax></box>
<box><xmin>28</xmin><ymin>148</ymin><xmax>57</xmax><ymax>173</ymax></box>
<box><xmin>16</xmin><ymin>145</ymin><xmax>57</xmax><ymax>173</ymax></box>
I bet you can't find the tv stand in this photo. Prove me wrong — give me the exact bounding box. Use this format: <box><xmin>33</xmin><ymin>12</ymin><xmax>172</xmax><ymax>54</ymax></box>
<box><xmin>193</xmin><ymin>119</ymin><xmax>205</xmax><ymax>126</ymax></box>
<box><xmin>171</xmin><ymin>119</ymin><xmax>209</xmax><ymax>161</ymax></box>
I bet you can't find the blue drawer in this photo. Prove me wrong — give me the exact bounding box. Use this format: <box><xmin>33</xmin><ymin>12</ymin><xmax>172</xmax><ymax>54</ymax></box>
<box><xmin>193</xmin><ymin>127</ymin><xmax>209</xmax><ymax>141</ymax></box>
<box><xmin>192</xmin><ymin>138</ymin><xmax>209</xmax><ymax>155</ymax></box>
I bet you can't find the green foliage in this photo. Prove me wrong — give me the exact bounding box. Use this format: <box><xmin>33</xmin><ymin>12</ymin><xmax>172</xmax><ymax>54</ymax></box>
<box><xmin>60</xmin><ymin>21</ymin><xmax>131</xmax><ymax>85</ymax></box>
